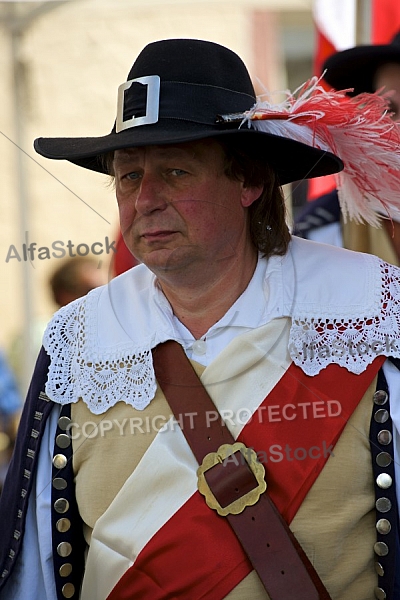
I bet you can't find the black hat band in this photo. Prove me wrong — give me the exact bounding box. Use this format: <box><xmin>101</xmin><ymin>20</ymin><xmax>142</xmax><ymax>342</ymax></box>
<box><xmin>116</xmin><ymin>76</ymin><xmax>256</xmax><ymax>133</ymax></box>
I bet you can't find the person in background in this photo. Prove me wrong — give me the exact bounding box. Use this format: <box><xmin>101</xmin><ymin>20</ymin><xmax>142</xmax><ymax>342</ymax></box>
<box><xmin>294</xmin><ymin>30</ymin><xmax>400</xmax><ymax>264</ymax></box>
<box><xmin>8</xmin><ymin>256</ymin><xmax>107</xmax><ymax>397</ymax></box>
<box><xmin>1</xmin><ymin>38</ymin><xmax>400</xmax><ymax>600</ymax></box>
<box><xmin>5</xmin><ymin>256</ymin><xmax>107</xmax><ymax>467</ymax></box>
<box><xmin>49</xmin><ymin>256</ymin><xmax>108</xmax><ymax>308</ymax></box>
<box><xmin>0</xmin><ymin>351</ymin><xmax>22</xmax><ymax>494</ymax></box>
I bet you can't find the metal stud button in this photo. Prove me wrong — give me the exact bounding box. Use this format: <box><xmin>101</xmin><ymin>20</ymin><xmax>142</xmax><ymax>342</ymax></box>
<box><xmin>58</xmin><ymin>416</ymin><xmax>72</xmax><ymax>431</ymax></box>
<box><xmin>373</xmin><ymin>390</ymin><xmax>388</xmax><ymax>405</ymax></box>
<box><xmin>376</xmin><ymin>497</ymin><xmax>391</xmax><ymax>513</ymax></box>
<box><xmin>376</xmin><ymin>519</ymin><xmax>391</xmax><ymax>535</ymax></box>
<box><xmin>376</xmin><ymin>473</ymin><xmax>393</xmax><ymax>490</ymax></box>
<box><xmin>374</xmin><ymin>541</ymin><xmax>389</xmax><ymax>556</ymax></box>
<box><xmin>375</xmin><ymin>561</ymin><xmax>384</xmax><ymax>576</ymax></box>
<box><xmin>377</xmin><ymin>430</ymin><xmax>392</xmax><ymax>445</ymax></box>
<box><xmin>374</xmin><ymin>409</ymin><xmax>389</xmax><ymax>424</ymax></box>
<box><xmin>374</xmin><ymin>587</ymin><xmax>387</xmax><ymax>600</ymax></box>
<box><xmin>57</xmin><ymin>542</ymin><xmax>72</xmax><ymax>557</ymax></box>
<box><xmin>54</xmin><ymin>498</ymin><xmax>70</xmax><ymax>514</ymax></box>
<box><xmin>62</xmin><ymin>583</ymin><xmax>75</xmax><ymax>598</ymax></box>
<box><xmin>59</xmin><ymin>563</ymin><xmax>72</xmax><ymax>577</ymax></box>
<box><xmin>376</xmin><ymin>474</ymin><xmax>393</xmax><ymax>489</ymax></box>
<box><xmin>52</xmin><ymin>478</ymin><xmax>67</xmax><ymax>491</ymax></box>
<box><xmin>53</xmin><ymin>454</ymin><xmax>68</xmax><ymax>469</ymax></box>
<box><xmin>376</xmin><ymin>452</ymin><xmax>392</xmax><ymax>468</ymax></box>
<box><xmin>56</xmin><ymin>434</ymin><xmax>71</xmax><ymax>449</ymax></box>
<box><xmin>56</xmin><ymin>518</ymin><xmax>71</xmax><ymax>533</ymax></box>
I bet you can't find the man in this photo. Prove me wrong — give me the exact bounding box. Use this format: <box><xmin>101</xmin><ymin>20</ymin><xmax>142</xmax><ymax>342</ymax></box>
<box><xmin>294</xmin><ymin>31</ymin><xmax>400</xmax><ymax>264</ymax></box>
<box><xmin>1</xmin><ymin>38</ymin><xmax>400</xmax><ymax>600</ymax></box>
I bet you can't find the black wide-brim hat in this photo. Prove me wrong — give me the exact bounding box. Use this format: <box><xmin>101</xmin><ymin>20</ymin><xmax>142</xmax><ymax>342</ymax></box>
<box><xmin>323</xmin><ymin>31</ymin><xmax>400</xmax><ymax>95</ymax></box>
<box><xmin>34</xmin><ymin>38</ymin><xmax>343</xmax><ymax>185</ymax></box>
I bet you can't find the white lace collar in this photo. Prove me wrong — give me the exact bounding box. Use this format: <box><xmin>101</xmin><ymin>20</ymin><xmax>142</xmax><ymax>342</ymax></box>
<box><xmin>43</xmin><ymin>237</ymin><xmax>400</xmax><ymax>414</ymax></box>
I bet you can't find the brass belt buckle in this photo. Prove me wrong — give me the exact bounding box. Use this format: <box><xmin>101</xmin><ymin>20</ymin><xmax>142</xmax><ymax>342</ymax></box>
<box><xmin>197</xmin><ymin>442</ymin><xmax>267</xmax><ymax>516</ymax></box>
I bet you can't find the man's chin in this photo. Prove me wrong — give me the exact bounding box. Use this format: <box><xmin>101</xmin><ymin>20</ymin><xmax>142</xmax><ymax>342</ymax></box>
<box><xmin>139</xmin><ymin>247</ymin><xmax>192</xmax><ymax>273</ymax></box>
<box><xmin>140</xmin><ymin>246</ymin><xmax>210</xmax><ymax>279</ymax></box>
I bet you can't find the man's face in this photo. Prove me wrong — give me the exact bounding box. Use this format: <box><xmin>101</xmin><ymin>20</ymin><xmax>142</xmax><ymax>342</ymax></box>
<box><xmin>113</xmin><ymin>139</ymin><xmax>262</xmax><ymax>280</ymax></box>
<box><xmin>374</xmin><ymin>62</ymin><xmax>400</xmax><ymax>121</ymax></box>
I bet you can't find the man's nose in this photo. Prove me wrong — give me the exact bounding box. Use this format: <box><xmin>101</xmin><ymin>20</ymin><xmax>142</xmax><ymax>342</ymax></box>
<box><xmin>134</xmin><ymin>173</ymin><xmax>168</xmax><ymax>215</ymax></box>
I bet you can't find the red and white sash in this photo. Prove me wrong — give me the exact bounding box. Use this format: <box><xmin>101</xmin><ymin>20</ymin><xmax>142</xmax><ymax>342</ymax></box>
<box><xmin>79</xmin><ymin>320</ymin><xmax>383</xmax><ymax>600</ymax></box>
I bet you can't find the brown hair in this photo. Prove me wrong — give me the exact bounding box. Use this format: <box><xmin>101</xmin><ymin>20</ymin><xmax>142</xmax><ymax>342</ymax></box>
<box><xmin>219</xmin><ymin>138</ymin><xmax>291</xmax><ymax>258</ymax></box>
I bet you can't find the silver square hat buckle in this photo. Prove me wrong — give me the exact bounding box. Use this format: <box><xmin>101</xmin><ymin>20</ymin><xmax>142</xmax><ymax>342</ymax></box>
<box><xmin>116</xmin><ymin>75</ymin><xmax>160</xmax><ymax>133</ymax></box>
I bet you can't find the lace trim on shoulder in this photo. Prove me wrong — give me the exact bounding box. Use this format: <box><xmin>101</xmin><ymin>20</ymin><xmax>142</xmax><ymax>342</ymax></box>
<box><xmin>42</xmin><ymin>294</ymin><xmax>157</xmax><ymax>415</ymax></box>
<box><xmin>42</xmin><ymin>258</ymin><xmax>400</xmax><ymax>412</ymax></box>
<box><xmin>289</xmin><ymin>260</ymin><xmax>400</xmax><ymax>375</ymax></box>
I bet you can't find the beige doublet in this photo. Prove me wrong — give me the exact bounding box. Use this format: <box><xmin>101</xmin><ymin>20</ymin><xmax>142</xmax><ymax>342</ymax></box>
<box><xmin>72</xmin><ymin>365</ymin><xmax>378</xmax><ymax>600</ymax></box>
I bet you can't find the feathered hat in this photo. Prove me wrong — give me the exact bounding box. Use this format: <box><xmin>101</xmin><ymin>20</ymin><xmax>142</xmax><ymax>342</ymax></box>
<box><xmin>323</xmin><ymin>31</ymin><xmax>400</xmax><ymax>96</ymax></box>
<box><xmin>34</xmin><ymin>38</ymin><xmax>400</xmax><ymax>225</ymax></box>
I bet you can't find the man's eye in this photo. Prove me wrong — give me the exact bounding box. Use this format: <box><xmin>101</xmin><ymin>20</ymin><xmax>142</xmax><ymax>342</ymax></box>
<box><xmin>170</xmin><ymin>169</ymin><xmax>187</xmax><ymax>176</ymax></box>
<box><xmin>124</xmin><ymin>171</ymin><xmax>141</xmax><ymax>180</ymax></box>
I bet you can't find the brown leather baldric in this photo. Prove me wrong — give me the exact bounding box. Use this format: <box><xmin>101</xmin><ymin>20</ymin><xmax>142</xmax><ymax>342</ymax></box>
<box><xmin>152</xmin><ymin>340</ymin><xmax>332</xmax><ymax>600</ymax></box>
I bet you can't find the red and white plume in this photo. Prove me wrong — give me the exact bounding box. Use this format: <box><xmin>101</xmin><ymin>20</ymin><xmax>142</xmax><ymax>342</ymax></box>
<box><xmin>245</xmin><ymin>76</ymin><xmax>400</xmax><ymax>226</ymax></box>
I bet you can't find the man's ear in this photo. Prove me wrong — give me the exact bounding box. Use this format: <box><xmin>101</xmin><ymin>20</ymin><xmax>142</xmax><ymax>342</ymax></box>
<box><xmin>241</xmin><ymin>184</ymin><xmax>264</xmax><ymax>208</ymax></box>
